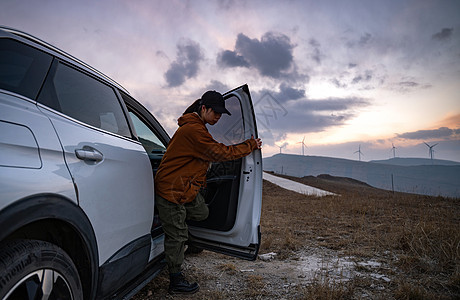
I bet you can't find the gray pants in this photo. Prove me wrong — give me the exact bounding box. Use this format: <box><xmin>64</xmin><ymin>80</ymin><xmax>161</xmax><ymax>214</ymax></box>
<box><xmin>155</xmin><ymin>193</ymin><xmax>209</xmax><ymax>274</ymax></box>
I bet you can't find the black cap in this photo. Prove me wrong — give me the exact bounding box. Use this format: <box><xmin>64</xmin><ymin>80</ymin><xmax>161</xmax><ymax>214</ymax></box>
<box><xmin>200</xmin><ymin>90</ymin><xmax>231</xmax><ymax>115</ymax></box>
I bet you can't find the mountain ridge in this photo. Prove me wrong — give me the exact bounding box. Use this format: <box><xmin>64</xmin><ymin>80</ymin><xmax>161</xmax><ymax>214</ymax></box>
<box><xmin>369</xmin><ymin>157</ymin><xmax>460</xmax><ymax>166</ymax></box>
<box><xmin>263</xmin><ymin>154</ymin><xmax>460</xmax><ymax>198</ymax></box>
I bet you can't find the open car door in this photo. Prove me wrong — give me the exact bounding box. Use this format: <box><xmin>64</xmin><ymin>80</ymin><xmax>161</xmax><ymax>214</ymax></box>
<box><xmin>188</xmin><ymin>84</ymin><xmax>263</xmax><ymax>260</ymax></box>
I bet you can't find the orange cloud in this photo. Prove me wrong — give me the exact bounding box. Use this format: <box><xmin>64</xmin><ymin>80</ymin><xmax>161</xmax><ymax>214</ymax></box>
<box><xmin>436</xmin><ymin>113</ymin><xmax>460</xmax><ymax>128</ymax></box>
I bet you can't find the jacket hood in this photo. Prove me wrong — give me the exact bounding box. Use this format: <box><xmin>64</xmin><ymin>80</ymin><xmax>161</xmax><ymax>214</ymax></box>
<box><xmin>178</xmin><ymin>112</ymin><xmax>204</xmax><ymax>127</ymax></box>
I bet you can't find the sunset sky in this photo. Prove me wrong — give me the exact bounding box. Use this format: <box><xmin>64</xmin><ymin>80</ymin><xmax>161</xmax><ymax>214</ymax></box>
<box><xmin>2</xmin><ymin>0</ymin><xmax>459</xmax><ymax>161</ymax></box>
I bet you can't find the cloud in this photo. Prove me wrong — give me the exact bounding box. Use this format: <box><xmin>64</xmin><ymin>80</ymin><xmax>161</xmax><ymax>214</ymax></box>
<box><xmin>397</xmin><ymin>127</ymin><xmax>460</xmax><ymax>140</ymax></box>
<box><xmin>351</xmin><ymin>70</ymin><xmax>372</xmax><ymax>84</ymax></box>
<box><xmin>253</xmin><ymin>86</ymin><xmax>369</xmax><ymax>136</ymax></box>
<box><xmin>432</xmin><ymin>28</ymin><xmax>454</xmax><ymax>41</ymax></box>
<box><xmin>256</xmin><ymin>106</ymin><xmax>352</xmax><ymax>134</ymax></box>
<box><xmin>293</xmin><ymin>97</ymin><xmax>369</xmax><ymax>113</ymax></box>
<box><xmin>218</xmin><ymin>32</ymin><xmax>304</xmax><ymax>81</ymax></box>
<box><xmin>331</xmin><ymin>78</ymin><xmax>347</xmax><ymax>88</ymax></box>
<box><xmin>388</xmin><ymin>79</ymin><xmax>432</xmax><ymax>93</ymax></box>
<box><xmin>216</xmin><ymin>0</ymin><xmax>237</xmax><ymax>10</ymax></box>
<box><xmin>235</xmin><ymin>32</ymin><xmax>293</xmax><ymax>77</ymax></box>
<box><xmin>346</xmin><ymin>32</ymin><xmax>373</xmax><ymax>48</ymax></box>
<box><xmin>203</xmin><ymin>80</ymin><xmax>231</xmax><ymax>93</ymax></box>
<box><xmin>309</xmin><ymin>38</ymin><xmax>322</xmax><ymax>64</ymax></box>
<box><xmin>217</xmin><ymin>50</ymin><xmax>250</xmax><ymax>68</ymax></box>
<box><xmin>437</xmin><ymin>113</ymin><xmax>460</xmax><ymax>128</ymax></box>
<box><xmin>331</xmin><ymin>69</ymin><xmax>376</xmax><ymax>89</ymax></box>
<box><xmin>271</xmin><ymin>83</ymin><xmax>305</xmax><ymax>102</ymax></box>
<box><xmin>155</xmin><ymin>50</ymin><xmax>168</xmax><ymax>60</ymax></box>
<box><xmin>164</xmin><ymin>39</ymin><xmax>204</xmax><ymax>87</ymax></box>
<box><xmin>399</xmin><ymin>81</ymin><xmax>419</xmax><ymax>87</ymax></box>
<box><xmin>358</xmin><ymin>33</ymin><xmax>372</xmax><ymax>46</ymax></box>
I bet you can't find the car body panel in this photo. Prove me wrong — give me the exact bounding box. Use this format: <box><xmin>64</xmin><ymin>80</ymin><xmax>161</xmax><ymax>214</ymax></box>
<box><xmin>0</xmin><ymin>120</ymin><xmax>41</xmax><ymax>169</ymax></box>
<box><xmin>38</xmin><ymin>104</ymin><xmax>155</xmax><ymax>264</ymax></box>
<box><xmin>188</xmin><ymin>85</ymin><xmax>262</xmax><ymax>259</ymax></box>
<box><xmin>0</xmin><ymin>91</ymin><xmax>77</xmax><ymax>207</ymax></box>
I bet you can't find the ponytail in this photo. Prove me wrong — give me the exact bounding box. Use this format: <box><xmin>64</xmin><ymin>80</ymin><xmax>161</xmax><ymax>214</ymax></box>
<box><xmin>183</xmin><ymin>99</ymin><xmax>203</xmax><ymax>115</ymax></box>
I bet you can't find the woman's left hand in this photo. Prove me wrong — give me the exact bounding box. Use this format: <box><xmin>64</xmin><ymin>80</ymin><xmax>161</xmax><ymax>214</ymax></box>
<box><xmin>251</xmin><ymin>135</ymin><xmax>262</xmax><ymax>149</ymax></box>
<box><xmin>255</xmin><ymin>138</ymin><xmax>262</xmax><ymax>149</ymax></box>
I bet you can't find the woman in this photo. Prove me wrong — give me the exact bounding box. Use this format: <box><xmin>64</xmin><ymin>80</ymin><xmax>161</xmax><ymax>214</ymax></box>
<box><xmin>154</xmin><ymin>90</ymin><xmax>262</xmax><ymax>294</ymax></box>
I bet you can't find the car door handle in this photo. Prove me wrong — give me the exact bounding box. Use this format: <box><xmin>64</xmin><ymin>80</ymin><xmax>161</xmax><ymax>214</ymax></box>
<box><xmin>75</xmin><ymin>147</ymin><xmax>103</xmax><ymax>162</ymax></box>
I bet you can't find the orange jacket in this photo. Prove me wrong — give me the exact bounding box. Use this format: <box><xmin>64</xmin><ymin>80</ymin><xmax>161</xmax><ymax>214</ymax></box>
<box><xmin>155</xmin><ymin>113</ymin><xmax>258</xmax><ymax>204</ymax></box>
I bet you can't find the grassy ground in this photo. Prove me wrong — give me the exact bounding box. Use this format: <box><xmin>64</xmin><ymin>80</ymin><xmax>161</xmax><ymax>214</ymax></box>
<box><xmin>262</xmin><ymin>173</ymin><xmax>460</xmax><ymax>299</ymax></box>
<box><xmin>135</xmin><ymin>173</ymin><xmax>459</xmax><ymax>299</ymax></box>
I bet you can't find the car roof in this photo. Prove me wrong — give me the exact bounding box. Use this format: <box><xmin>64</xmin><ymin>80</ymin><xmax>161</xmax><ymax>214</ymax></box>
<box><xmin>0</xmin><ymin>26</ymin><xmax>130</xmax><ymax>95</ymax></box>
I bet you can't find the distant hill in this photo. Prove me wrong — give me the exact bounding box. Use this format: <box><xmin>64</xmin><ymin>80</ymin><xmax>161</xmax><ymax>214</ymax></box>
<box><xmin>370</xmin><ymin>157</ymin><xmax>460</xmax><ymax>166</ymax></box>
<box><xmin>263</xmin><ymin>154</ymin><xmax>460</xmax><ymax>198</ymax></box>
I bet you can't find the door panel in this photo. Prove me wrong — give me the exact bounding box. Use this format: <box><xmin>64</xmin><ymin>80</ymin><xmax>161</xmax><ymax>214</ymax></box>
<box><xmin>188</xmin><ymin>85</ymin><xmax>262</xmax><ymax>260</ymax></box>
<box><xmin>36</xmin><ymin>61</ymin><xmax>155</xmax><ymax>264</ymax></box>
<box><xmin>40</xmin><ymin>110</ymin><xmax>155</xmax><ymax>264</ymax></box>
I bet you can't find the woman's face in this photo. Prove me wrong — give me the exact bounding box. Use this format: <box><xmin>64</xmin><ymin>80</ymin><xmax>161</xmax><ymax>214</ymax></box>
<box><xmin>201</xmin><ymin>106</ymin><xmax>222</xmax><ymax>125</ymax></box>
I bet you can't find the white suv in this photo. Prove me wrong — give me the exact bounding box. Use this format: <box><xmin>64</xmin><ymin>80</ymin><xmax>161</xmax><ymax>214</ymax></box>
<box><xmin>0</xmin><ymin>26</ymin><xmax>262</xmax><ymax>299</ymax></box>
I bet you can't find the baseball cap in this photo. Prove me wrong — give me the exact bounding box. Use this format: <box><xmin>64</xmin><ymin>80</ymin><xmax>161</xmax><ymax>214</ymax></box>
<box><xmin>200</xmin><ymin>90</ymin><xmax>231</xmax><ymax>115</ymax></box>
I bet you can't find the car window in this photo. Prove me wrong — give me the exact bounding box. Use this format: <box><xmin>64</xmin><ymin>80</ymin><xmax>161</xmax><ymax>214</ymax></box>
<box><xmin>0</xmin><ymin>38</ymin><xmax>52</xmax><ymax>100</ymax></box>
<box><xmin>207</xmin><ymin>95</ymin><xmax>245</xmax><ymax>145</ymax></box>
<box><xmin>129</xmin><ymin>111</ymin><xmax>167</xmax><ymax>154</ymax></box>
<box><xmin>37</xmin><ymin>62</ymin><xmax>131</xmax><ymax>137</ymax></box>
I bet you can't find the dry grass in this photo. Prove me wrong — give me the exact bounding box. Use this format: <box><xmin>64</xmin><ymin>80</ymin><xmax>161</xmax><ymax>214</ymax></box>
<box><xmin>245</xmin><ymin>274</ymin><xmax>267</xmax><ymax>298</ymax></box>
<box><xmin>260</xmin><ymin>173</ymin><xmax>460</xmax><ymax>299</ymax></box>
<box><xmin>300</xmin><ymin>275</ymin><xmax>355</xmax><ymax>300</ymax></box>
<box><xmin>218</xmin><ymin>262</ymin><xmax>238</xmax><ymax>275</ymax></box>
<box><xmin>135</xmin><ymin>173</ymin><xmax>459</xmax><ymax>299</ymax></box>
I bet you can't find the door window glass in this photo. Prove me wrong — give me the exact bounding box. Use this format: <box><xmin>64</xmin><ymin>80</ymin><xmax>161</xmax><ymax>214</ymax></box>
<box><xmin>0</xmin><ymin>39</ymin><xmax>52</xmax><ymax>99</ymax></box>
<box><xmin>207</xmin><ymin>95</ymin><xmax>244</xmax><ymax>145</ymax></box>
<box><xmin>38</xmin><ymin>62</ymin><xmax>130</xmax><ymax>137</ymax></box>
<box><xmin>129</xmin><ymin>111</ymin><xmax>167</xmax><ymax>154</ymax></box>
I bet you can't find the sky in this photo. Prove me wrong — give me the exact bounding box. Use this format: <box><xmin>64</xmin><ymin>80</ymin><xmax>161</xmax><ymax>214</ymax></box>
<box><xmin>2</xmin><ymin>0</ymin><xmax>459</xmax><ymax>162</ymax></box>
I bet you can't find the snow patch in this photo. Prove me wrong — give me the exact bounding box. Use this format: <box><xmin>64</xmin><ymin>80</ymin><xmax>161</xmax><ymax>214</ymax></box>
<box><xmin>263</xmin><ymin>172</ymin><xmax>336</xmax><ymax>196</ymax></box>
<box><xmin>297</xmin><ymin>253</ymin><xmax>391</xmax><ymax>283</ymax></box>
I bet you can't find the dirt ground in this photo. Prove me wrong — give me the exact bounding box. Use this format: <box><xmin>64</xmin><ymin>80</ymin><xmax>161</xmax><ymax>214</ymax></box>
<box><xmin>133</xmin><ymin>174</ymin><xmax>460</xmax><ymax>299</ymax></box>
<box><xmin>134</xmin><ymin>247</ymin><xmax>396</xmax><ymax>299</ymax></box>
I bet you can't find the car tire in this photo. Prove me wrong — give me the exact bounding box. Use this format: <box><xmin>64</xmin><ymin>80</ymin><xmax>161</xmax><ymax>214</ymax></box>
<box><xmin>0</xmin><ymin>239</ymin><xmax>84</xmax><ymax>300</ymax></box>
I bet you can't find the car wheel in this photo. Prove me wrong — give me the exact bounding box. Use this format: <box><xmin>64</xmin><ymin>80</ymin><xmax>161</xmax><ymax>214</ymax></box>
<box><xmin>0</xmin><ymin>239</ymin><xmax>83</xmax><ymax>300</ymax></box>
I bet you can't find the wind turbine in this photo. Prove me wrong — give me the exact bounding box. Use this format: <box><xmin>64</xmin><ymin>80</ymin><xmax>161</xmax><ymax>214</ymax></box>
<box><xmin>297</xmin><ymin>136</ymin><xmax>307</xmax><ymax>156</ymax></box>
<box><xmin>424</xmin><ymin>142</ymin><xmax>438</xmax><ymax>163</ymax></box>
<box><xmin>391</xmin><ymin>143</ymin><xmax>397</xmax><ymax>158</ymax></box>
<box><xmin>276</xmin><ymin>143</ymin><xmax>286</xmax><ymax>154</ymax></box>
<box><xmin>354</xmin><ymin>144</ymin><xmax>364</xmax><ymax>161</ymax></box>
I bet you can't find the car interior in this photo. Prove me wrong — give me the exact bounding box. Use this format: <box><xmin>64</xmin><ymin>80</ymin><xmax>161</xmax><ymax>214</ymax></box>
<box><xmin>124</xmin><ymin>93</ymin><xmax>246</xmax><ymax>235</ymax></box>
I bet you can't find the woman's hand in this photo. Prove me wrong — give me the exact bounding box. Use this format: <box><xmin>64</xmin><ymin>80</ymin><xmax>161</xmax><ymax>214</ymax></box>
<box><xmin>251</xmin><ymin>135</ymin><xmax>263</xmax><ymax>149</ymax></box>
<box><xmin>255</xmin><ymin>138</ymin><xmax>262</xmax><ymax>149</ymax></box>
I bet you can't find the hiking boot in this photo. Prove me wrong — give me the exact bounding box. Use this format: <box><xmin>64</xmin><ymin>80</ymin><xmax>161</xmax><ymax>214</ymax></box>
<box><xmin>168</xmin><ymin>273</ymin><xmax>199</xmax><ymax>294</ymax></box>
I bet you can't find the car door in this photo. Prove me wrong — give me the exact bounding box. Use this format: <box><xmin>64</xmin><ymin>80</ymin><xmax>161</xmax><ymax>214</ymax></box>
<box><xmin>187</xmin><ymin>84</ymin><xmax>263</xmax><ymax>260</ymax></box>
<box><xmin>36</xmin><ymin>60</ymin><xmax>155</xmax><ymax>266</ymax></box>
